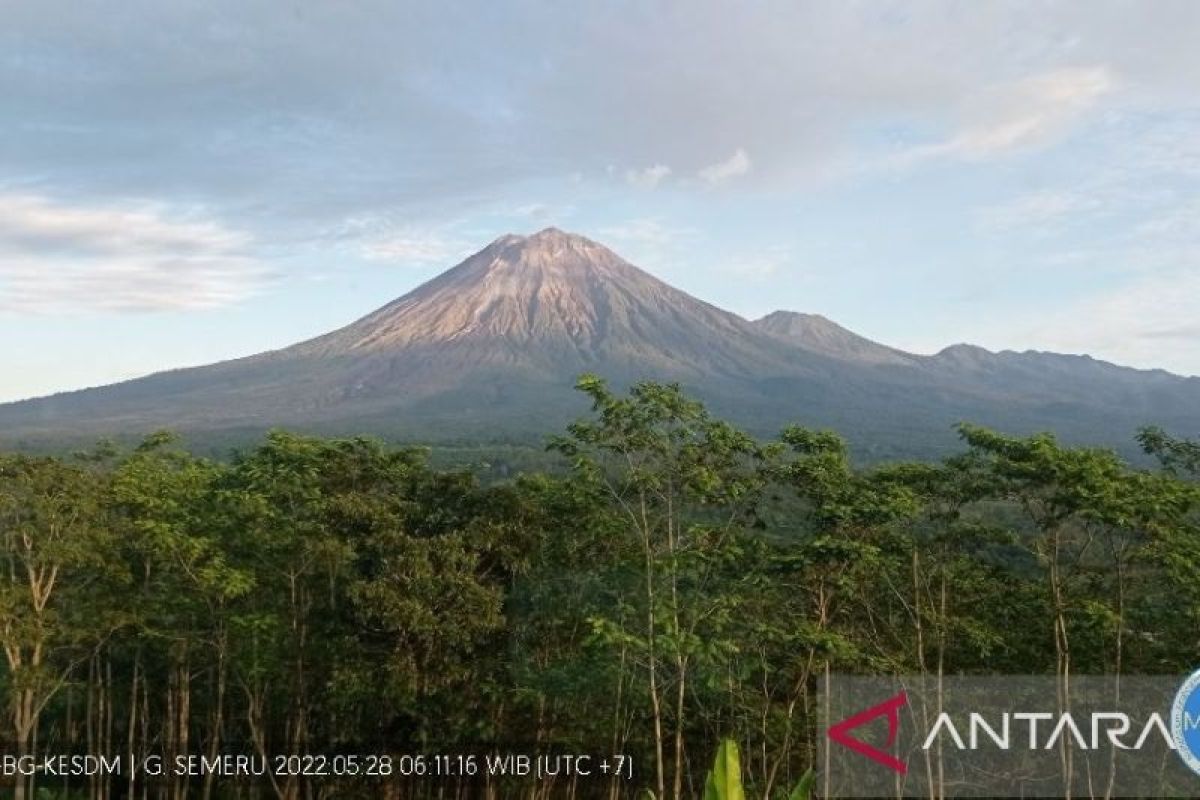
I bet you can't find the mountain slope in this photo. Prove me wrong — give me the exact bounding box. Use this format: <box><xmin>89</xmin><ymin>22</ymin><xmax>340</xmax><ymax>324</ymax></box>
<box><xmin>754</xmin><ymin>311</ymin><xmax>917</xmax><ymax>366</ymax></box>
<box><xmin>0</xmin><ymin>229</ymin><xmax>810</xmax><ymax>440</ymax></box>
<box><xmin>288</xmin><ymin>228</ymin><xmax>795</xmax><ymax>378</ymax></box>
<box><xmin>1</xmin><ymin>228</ymin><xmax>1197</xmax><ymax>458</ymax></box>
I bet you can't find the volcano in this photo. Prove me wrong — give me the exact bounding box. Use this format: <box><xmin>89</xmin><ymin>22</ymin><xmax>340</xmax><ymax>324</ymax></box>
<box><xmin>2</xmin><ymin>228</ymin><xmax>1197</xmax><ymax>458</ymax></box>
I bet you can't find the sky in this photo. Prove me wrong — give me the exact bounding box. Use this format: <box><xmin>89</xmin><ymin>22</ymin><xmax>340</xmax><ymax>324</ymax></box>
<box><xmin>2</xmin><ymin>1</ymin><xmax>1199</xmax><ymax>402</ymax></box>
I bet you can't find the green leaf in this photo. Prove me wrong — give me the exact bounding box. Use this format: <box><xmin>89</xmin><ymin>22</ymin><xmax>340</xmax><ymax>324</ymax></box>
<box><xmin>787</xmin><ymin>768</ymin><xmax>816</xmax><ymax>800</ymax></box>
<box><xmin>703</xmin><ymin>739</ymin><xmax>745</xmax><ymax>800</ymax></box>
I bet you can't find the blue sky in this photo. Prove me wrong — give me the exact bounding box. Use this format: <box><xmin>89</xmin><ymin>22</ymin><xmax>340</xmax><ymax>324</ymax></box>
<box><xmin>2</xmin><ymin>1</ymin><xmax>1198</xmax><ymax>402</ymax></box>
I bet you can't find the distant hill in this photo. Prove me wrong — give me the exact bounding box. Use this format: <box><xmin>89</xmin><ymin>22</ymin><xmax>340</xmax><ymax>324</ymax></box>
<box><xmin>2</xmin><ymin>228</ymin><xmax>1197</xmax><ymax>459</ymax></box>
<box><xmin>753</xmin><ymin>310</ymin><xmax>917</xmax><ymax>365</ymax></box>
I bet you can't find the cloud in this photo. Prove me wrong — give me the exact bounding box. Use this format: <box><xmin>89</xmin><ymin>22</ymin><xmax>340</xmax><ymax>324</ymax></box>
<box><xmin>0</xmin><ymin>194</ymin><xmax>269</xmax><ymax>313</ymax></box>
<box><xmin>625</xmin><ymin>163</ymin><xmax>671</xmax><ymax>189</ymax></box>
<box><xmin>1</xmin><ymin>4</ymin><xmax>1196</xmax><ymax>223</ymax></box>
<box><xmin>698</xmin><ymin>148</ymin><xmax>752</xmax><ymax>185</ymax></box>
<box><xmin>357</xmin><ymin>225</ymin><xmax>471</xmax><ymax>266</ymax></box>
<box><xmin>899</xmin><ymin>67</ymin><xmax>1114</xmax><ymax>165</ymax></box>
<box><xmin>361</xmin><ymin>233</ymin><xmax>457</xmax><ymax>264</ymax></box>
<box><xmin>954</xmin><ymin>67</ymin><xmax>1113</xmax><ymax>156</ymax></box>
<box><xmin>344</xmin><ymin>204</ymin><xmax>579</xmax><ymax>267</ymax></box>
<box><xmin>342</xmin><ymin>212</ymin><xmax>512</xmax><ymax>267</ymax></box>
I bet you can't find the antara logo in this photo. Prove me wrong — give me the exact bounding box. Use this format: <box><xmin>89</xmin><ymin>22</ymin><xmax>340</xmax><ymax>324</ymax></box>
<box><xmin>826</xmin><ymin>691</ymin><xmax>909</xmax><ymax>774</ymax></box>
<box><xmin>825</xmin><ymin>690</ymin><xmax>1182</xmax><ymax>775</ymax></box>
<box><xmin>825</xmin><ymin>676</ymin><xmax>1200</xmax><ymax>797</ymax></box>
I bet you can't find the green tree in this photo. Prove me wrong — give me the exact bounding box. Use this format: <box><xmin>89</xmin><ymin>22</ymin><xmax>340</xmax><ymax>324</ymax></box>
<box><xmin>0</xmin><ymin>454</ymin><xmax>111</xmax><ymax>800</ymax></box>
<box><xmin>553</xmin><ymin>376</ymin><xmax>777</xmax><ymax>800</ymax></box>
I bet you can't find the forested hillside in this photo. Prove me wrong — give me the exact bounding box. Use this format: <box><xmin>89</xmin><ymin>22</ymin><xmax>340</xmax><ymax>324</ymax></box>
<box><xmin>1</xmin><ymin>376</ymin><xmax>1197</xmax><ymax>799</ymax></box>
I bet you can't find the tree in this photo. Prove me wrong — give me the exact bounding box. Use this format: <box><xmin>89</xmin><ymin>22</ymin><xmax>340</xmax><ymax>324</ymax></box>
<box><xmin>552</xmin><ymin>376</ymin><xmax>776</xmax><ymax>800</ymax></box>
<box><xmin>1139</xmin><ymin>426</ymin><xmax>1200</xmax><ymax>478</ymax></box>
<box><xmin>0</xmin><ymin>454</ymin><xmax>111</xmax><ymax>800</ymax></box>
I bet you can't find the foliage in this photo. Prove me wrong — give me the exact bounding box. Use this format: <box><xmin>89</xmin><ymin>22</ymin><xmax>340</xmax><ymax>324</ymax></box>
<box><xmin>703</xmin><ymin>739</ymin><xmax>745</xmax><ymax>800</ymax></box>
<box><xmin>0</xmin><ymin>381</ymin><xmax>1196</xmax><ymax>798</ymax></box>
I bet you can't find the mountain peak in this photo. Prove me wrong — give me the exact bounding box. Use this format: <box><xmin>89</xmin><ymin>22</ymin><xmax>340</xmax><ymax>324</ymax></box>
<box><xmin>289</xmin><ymin>227</ymin><xmax>759</xmax><ymax>365</ymax></box>
<box><xmin>758</xmin><ymin>310</ymin><xmax>836</xmax><ymax>329</ymax></box>
<box><xmin>529</xmin><ymin>225</ymin><xmax>572</xmax><ymax>240</ymax></box>
<box><xmin>753</xmin><ymin>310</ymin><xmax>914</xmax><ymax>365</ymax></box>
<box><xmin>489</xmin><ymin>226</ymin><xmax>595</xmax><ymax>249</ymax></box>
<box><xmin>933</xmin><ymin>343</ymin><xmax>995</xmax><ymax>367</ymax></box>
<box><xmin>478</xmin><ymin>227</ymin><xmax>613</xmax><ymax>270</ymax></box>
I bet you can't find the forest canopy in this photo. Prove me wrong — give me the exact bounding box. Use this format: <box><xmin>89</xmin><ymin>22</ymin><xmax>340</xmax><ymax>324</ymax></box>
<box><xmin>0</xmin><ymin>376</ymin><xmax>1197</xmax><ymax>799</ymax></box>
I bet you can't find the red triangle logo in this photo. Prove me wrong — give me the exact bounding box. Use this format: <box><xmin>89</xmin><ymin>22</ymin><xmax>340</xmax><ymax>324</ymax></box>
<box><xmin>827</xmin><ymin>690</ymin><xmax>909</xmax><ymax>774</ymax></box>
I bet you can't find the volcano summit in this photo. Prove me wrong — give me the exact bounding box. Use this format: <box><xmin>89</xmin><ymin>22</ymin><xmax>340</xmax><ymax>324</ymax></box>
<box><xmin>3</xmin><ymin>228</ymin><xmax>1197</xmax><ymax>458</ymax></box>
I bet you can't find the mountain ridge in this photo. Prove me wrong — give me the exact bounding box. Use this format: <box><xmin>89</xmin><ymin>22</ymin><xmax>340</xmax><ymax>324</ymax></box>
<box><xmin>2</xmin><ymin>228</ymin><xmax>1196</xmax><ymax>458</ymax></box>
<box><xmin>753</xmin><ymin>310</ymin><xmax>919</xmax><ymax>366</ymax></box>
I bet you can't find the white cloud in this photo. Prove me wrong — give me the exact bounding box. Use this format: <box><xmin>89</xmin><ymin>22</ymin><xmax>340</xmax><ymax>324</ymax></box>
<box><xmin>0</xmin><ymin>194</ymin><xmax>269</xmax><ymax>313</ymax></box>
<box><xmin>625</xmin><ymin>163</ymin><xmax>671</xmax><ymax>189</ymax></box>
<box><xmin>361</xmin><ymin>230</ymin><xmax>462</xmax><ymax>264</ymax></box>
<box><xmin>899</xmin><ymin>67</ymin><xmax>1115</xmax><ymax>165</ymax></box>
<box><xmin>338</xmin><ymin>214</ymin><xmax>475</xmax><ymax>266</ymax></box>
<box><xmin>698</xmin><ymin>148</ymin><xmax>752</xmax><ymax>185</ymax></box>
<box><xmin>4</xmin><ymin>4</ymin><xmax>1198</xmax><ymax>216</ymax></box>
